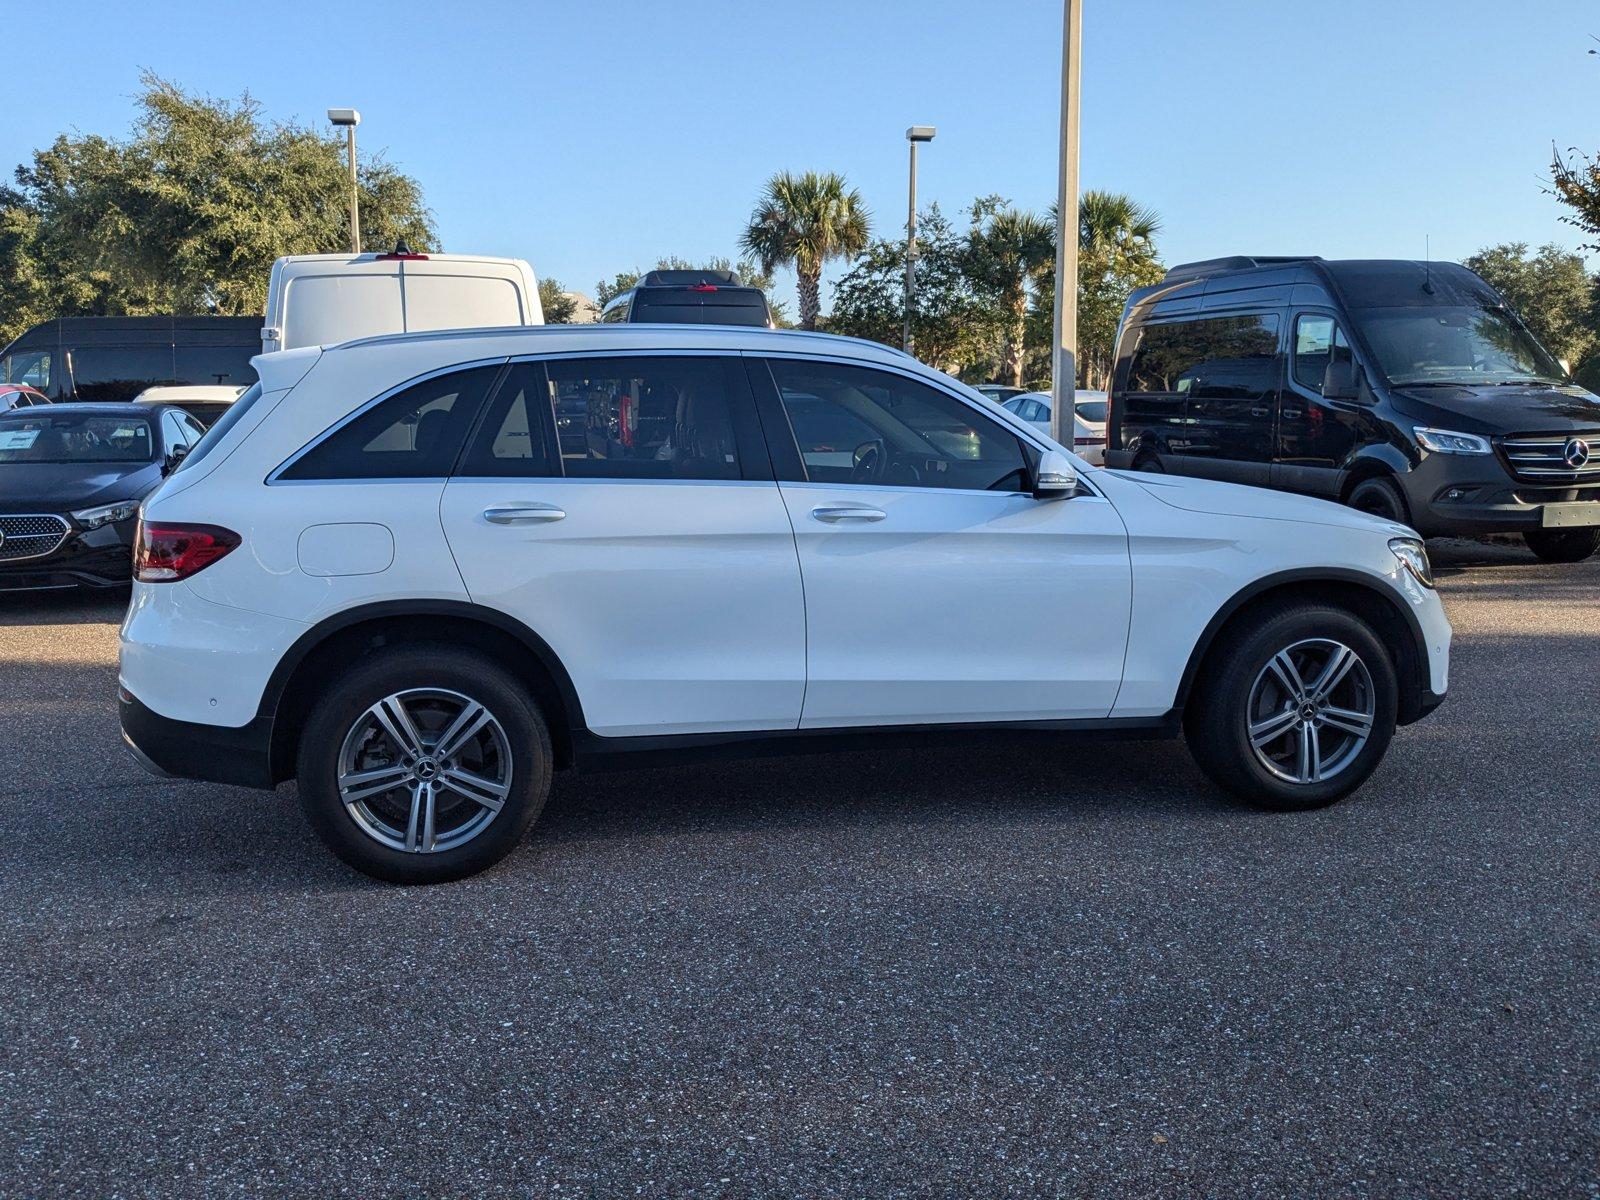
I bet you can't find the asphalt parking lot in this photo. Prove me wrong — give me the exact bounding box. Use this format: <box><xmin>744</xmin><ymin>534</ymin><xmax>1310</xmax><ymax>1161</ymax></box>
<box><xmin>1</xmin><ymin>540</ymin><xmax>1595</xmax><ymax>1199</ymax></box>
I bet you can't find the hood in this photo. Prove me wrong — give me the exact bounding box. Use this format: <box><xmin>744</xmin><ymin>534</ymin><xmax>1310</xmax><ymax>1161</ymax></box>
<box><xmin>1118</xmin><ymin>471</ymin><xmax>1412</xmax><ymax>537</ymax></box>
<box><xmin>0</xmin><ymin>461</ymin><xmax>161</xmax><ymax>512</ymax></box>
<box><xmin>1388</xmin><ymin>382</ymin><xmax>1600</xmax><ymax>436</ymax></box>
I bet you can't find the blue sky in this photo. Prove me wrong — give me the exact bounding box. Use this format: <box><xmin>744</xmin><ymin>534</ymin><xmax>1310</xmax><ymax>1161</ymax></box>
<box><xmin>4</xmin><ymin>0</ymin><xmax>1597</xmax><ymax>312</ymax></box>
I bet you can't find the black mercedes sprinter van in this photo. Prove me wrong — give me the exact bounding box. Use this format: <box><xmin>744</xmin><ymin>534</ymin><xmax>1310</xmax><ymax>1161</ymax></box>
<box><xmin>599</xmin><ymin>269</ymin><xmax>772</xmax><ymax>327</ymax></box>
<box><xmin>1106</xmin><ymin>257</ymin><xmax>1600</xmax><ymax>562</ymax></box>
<box><xmin>0</xmin><ymin>316</ymin><xmax>258</xmax><ymax>403</ymax></box>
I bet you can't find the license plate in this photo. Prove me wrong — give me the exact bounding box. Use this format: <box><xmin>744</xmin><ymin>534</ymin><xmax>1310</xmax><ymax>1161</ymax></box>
<box><xmin>1540</xmin><ymin>503</ymin><xmax>1600</xmax><ymax>529</ymax></box>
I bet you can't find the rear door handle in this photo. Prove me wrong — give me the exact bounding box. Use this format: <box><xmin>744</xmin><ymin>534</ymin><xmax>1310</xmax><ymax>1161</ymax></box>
<box><xmin>1281</xmin><ymin>406</ymin><xmax>1304</xmax><ymax>419</ymax></box>
<box><xmin>810</xmin><ymin>504</ymin><xmax>887</xmax><ymax>523</ymax></box>
<box><xmin>483</xmin><ymin>503</ymin><xmax>566</xmax><ymax>525</ymax></box>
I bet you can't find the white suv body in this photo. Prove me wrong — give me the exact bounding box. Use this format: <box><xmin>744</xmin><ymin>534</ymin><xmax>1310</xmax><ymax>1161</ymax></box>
<box><xmin>120</xmin><ymin>326</ymin><xmax>1450</xmax><ymax>882</ymax></box>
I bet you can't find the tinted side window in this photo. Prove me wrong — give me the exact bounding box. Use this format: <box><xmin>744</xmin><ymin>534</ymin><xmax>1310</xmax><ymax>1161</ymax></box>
<box><xmin>458</xmin><ymin>362</ymin><xmax>559</xmax><ymax>477</ymax></box>
<box><xmin>2</xmin><ymin>349</ymin><xmax>52</xmax><ymax>391</ymax></box>
<box><xmin>546</xmin><ymin>356</ymin><xmax>742</xmax><ymax>480</ymax></box>
<box><xmin>767</xmin><ymin>360</ymin><xmax>1030</xmax><ymax>492</ymax></box>
<box><xmin>279</xmin><ymin>366</ymin><xmax>499</xmax><ymax>481</ymax></box>
<box><xmin>174</xmin><ymin>344</ymin><xmax>257</xmax><ymax>388</ymax></box>
<box><xmin>1293</xmin><ymin>315</ymin><xmax>1353</xmax><ymax>394</ymax></box>
<box><xmin>69</xmin><ymin>346</ymin><xmax>177</xmax><ymax>402</ymax></box>
<box><xmin>1128</xmin><ymin>316</ymin><xmax>1279</xmax><ymax>398</ymax></box>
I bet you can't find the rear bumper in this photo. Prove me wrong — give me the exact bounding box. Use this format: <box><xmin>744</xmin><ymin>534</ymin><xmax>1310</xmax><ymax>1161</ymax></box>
<box><xmin>119</xmin><ymin>686</ymin><xmax>278</xmax><ymax>790</ymax></box>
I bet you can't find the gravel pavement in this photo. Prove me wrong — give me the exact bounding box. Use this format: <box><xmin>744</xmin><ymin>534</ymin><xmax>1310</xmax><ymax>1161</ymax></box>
<box><xmin>1</xmin><ymin>539</ymin><xmax>1595</xmax><ymax>1198</ymax></box>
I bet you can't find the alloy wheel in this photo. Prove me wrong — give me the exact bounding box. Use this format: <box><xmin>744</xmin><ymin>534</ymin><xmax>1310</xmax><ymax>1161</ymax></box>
<box><xmin>1245</xmin><ymin>638</ymin><xmax>1375</xmax><ymax>785</ymax></box>
<box><xmin>336</xmin><ymin>688</ymin><xmax>513</xmax><ymax>854</ymax></box>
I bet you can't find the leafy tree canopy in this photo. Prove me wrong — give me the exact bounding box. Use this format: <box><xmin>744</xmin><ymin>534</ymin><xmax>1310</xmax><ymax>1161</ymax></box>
<box><xmin>1464</xmin><ymin>242</ymin><xmax>1599</xmax><ymax>371</ymax></box>
<box><xmin>0</xmin><ymin>73</ymin><xmax>435</xmax><ymax>344</ymax></box>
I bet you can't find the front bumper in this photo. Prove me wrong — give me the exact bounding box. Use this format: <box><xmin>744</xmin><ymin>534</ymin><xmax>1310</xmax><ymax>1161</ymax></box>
<box><xmin>119</xmin><ymin>686</ymin><xmax>278</xmax><ymax>790</ymax></box>
<box><xmin>0</xmin><ymin>516</ymin><xmax>136</xmax><ymax>591</ymax></box>
<box><xmin>1400</xmin><ymin>452</ymin><xmax>1600</xmax><ymax>537</ymax></box>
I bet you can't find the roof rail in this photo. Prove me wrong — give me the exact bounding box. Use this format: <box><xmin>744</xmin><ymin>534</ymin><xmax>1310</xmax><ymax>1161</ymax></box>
<box><xmin>1163</xmin><ymin>255</ymin><xmax>1321</xmax><ymax>284</ymax></box>
<box><xmin>328</xmin><ymin>322</ymin><xmax>917</xmax><ymax>359</ymax></box>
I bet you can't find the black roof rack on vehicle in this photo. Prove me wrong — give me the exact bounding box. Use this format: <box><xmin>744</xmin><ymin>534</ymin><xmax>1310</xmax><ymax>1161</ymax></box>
<box><xmin>639</xmin><ymin>269</ymin><xmax>744</xmax><ymax>288</ymax></box>
<box><xmin>1162</xmin><ymin>256</ymin><xmax>1322</xmax><ymax>284</ymax></box>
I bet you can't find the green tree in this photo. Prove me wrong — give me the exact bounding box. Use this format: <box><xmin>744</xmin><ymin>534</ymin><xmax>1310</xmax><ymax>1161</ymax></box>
<box><xmin>538</xmin><ymin>277</ymin><xmax>580</xmax><ymax>324</ymax></box>
<box><xmin>1552</xmin><ymin>145</ymin><xmax>1600</xmax><ymax>253</ymax></box>
<box><xmin>1028</xmin><ymin>191</ymin><xmax>1164</xmax><ymax>389</ymax></box>
<box><xmin>965</xmin><ymin>198</ymin><xmax>1055</xmax><ymax>387</ymax></box>
<box><xmin>0</xmin><ymin>74</ymin><xmax>435</xmax><ymax>344</ymax></box>
<box><xmin>740</xmin><ymin>171</ymin><xmax>870</xmax><ymax>331</ymax></box>
<box><xmin>1464</xmin><ymin>242</ymin><xmax>1598</xmax><ymax>370</ymax></box>
<box><xmin>827</xmin><ymin>204</ymin><xmax>999</xmax><ymax>372</ymax></box>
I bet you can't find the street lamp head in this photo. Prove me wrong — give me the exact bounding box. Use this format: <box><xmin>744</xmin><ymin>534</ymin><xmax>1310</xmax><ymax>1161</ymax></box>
<box><xmin>906</xmin><ymin>125</ymin><xmax>937</xmax><ymax>143</ymax></box>
<box><xmin>327</xmin><ymin>108</ymin><xmax>362</xmax><ymax>127</ymax></box>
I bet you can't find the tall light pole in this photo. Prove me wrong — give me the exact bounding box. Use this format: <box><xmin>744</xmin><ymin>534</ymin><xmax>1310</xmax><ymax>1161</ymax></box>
<box><xmin>327</xmin><ymin>108</ymin><xmax>362</xmax><ymax>254</ymax></box>
<box><xmin>903</xmin><ymin>126</ymin><xmax>936</xmax><ymax>354</ymax></box>
<box><xmin>1050</xmin><ymin>2</ymin><xmax>1081</xmax><ymax>446</ymax></box>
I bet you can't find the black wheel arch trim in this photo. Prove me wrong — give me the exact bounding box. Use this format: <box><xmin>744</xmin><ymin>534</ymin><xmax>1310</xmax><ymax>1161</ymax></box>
<box><xmin>255</xmin><ymin>598</ymin><xmax>588</xmax><ymax>762</ymax></box>
<box><xmin>1171</xmin><ymin>567</ymin><xmax>1436</xmax><ymax>725</ymax></box>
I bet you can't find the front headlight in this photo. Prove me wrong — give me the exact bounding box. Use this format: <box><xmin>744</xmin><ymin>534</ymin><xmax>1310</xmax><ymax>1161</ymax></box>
<box><xmin>71</xmin><ymin>500</ymin><xmax>141</xmax><ymax>530</ymax></box>
<box><xmin>1389</xmin><ymin>537</ymin><xmax>1434</xmax><ymax>588</ymax></box>
<box><xmin>1414</xmin><ymin>427</ymin><xmax>1491</xmax><ymax>455</ymax></box>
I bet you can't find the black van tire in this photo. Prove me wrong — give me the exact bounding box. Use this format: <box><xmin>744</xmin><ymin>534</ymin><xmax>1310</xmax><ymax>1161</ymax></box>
<box><xmin>1184</xmin><ymin>602</ymin><xmax>1398</xmax><ymax>812</ymax></box>
<box><xmin>1346</xmin><ymin>476</ymin><xmax>1409</xmax><ymax>525</ymax></box>
<box><xmin>296</xmin><ymin>645</ymin><xmax>553</xmax><ymax>884</ymax></box>
<box><xmin>1523</xmin><ymin>527</ymin><xmax>1600</xmax><ymax>563</ymax></box>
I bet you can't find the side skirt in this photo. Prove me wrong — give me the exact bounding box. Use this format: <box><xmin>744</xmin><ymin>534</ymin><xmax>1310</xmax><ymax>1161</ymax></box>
<box><xmin>571</xmin><ymin>713</ymin><xmax>1182</xmax><ymax>775</ymax></box>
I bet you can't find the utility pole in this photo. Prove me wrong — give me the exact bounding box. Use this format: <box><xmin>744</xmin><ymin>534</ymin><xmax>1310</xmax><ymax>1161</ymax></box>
<box><xmin>1051</xmin><ymin>2</ymin><xmax>1081</xmax><ymax>446</ymax></box>
<box><xmin>327</xmin><ymin>108</ymin><xmax>362</xmax><ymax>254</ymax></box>
<box><xmin>904</xmin><ymin>126</ymin><xmax>936</xmax><ymax>354</ymax></box>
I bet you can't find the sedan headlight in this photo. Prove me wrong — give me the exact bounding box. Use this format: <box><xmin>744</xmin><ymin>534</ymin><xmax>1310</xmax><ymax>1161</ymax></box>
<box><xmin>1389</xmin><ymin>537</ymin><xmax>1434</xmax><ymax>588</ymax></box>
<box><xmin>71</xmin><ymin>500</ymin><xmax>141</xmax><ymax>530</ymax></box>
<box><xmin>1414</xmin><ymin>427</ymin><xmax>1491</xmax><ymax>455</ymax></box>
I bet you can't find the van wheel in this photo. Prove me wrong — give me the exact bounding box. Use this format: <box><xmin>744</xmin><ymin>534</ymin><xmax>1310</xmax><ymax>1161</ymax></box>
<box><xmin>1184</xmin><ymin>603</ymin><xmax>1398</xmax><ymax>811</ymax></box>
<box><xmin>1523</xmin><ymin>527</ymin><xmax>1600</xmax><ymax>563</ymax></box>
<box><xmin>295</xmin><ymin>645</ymin><xmax>552</xmax><ymax>884</ymax></box>
<box><xmin>1346</xmin><ymin>476</ymin><xmax>1409</xmax><ymax>525</ymax></box>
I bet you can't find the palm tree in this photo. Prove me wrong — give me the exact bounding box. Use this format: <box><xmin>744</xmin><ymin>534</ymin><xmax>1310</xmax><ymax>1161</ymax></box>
<box><xmin>740</xmin><ymin>171</ymin><xmax>870</xmax><ymax>331</ymax></box>
<box><xmin>1062</xmin><ymin>191</ymin><xmax>1163</xmax><ymax>388</ymax></box>
<box><xmin>1074</xmin><ymin>190</ymin><xmax>1161</xmax><ymax>266</ymax></box>
<box><xmin>967</xmin><ymin>204</ymin><xmax>1056</xmax><ymax>387</ymax></box>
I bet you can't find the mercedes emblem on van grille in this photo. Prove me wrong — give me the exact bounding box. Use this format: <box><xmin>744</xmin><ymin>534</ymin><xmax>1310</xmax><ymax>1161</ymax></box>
<box><xmin>1563</xmin><ymin>438</ymin><xmax>1592</xmax><ymax>469</ymax></box>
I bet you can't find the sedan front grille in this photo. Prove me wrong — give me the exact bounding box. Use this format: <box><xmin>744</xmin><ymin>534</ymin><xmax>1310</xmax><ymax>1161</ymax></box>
<box><xmin>1497</xmin><ymin>432</ymin><xmax>1600</xmax><ymax>483</ymax></box>
<box><xmin>0</xmin><ymin>514</ymin><xmax>71</xmax><ymax>562</ymax></box>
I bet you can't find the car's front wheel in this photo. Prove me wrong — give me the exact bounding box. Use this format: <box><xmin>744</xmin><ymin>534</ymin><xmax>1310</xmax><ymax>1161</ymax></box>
<box><xmin>296</xmin><ymin>645</ymin><xmax>552</xmax><ymax>883</ymax></box>
<box><xmin>1184</xmin><ymin>603</ymin><xmax>1398</xmax><ymax>811</ymax></box>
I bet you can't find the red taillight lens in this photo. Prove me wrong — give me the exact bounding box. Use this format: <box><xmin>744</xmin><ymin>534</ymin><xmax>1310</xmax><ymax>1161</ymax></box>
<box><xmin>134</xmin><ymin>522</ymin><xmax>241</xmax><ymax>583</ymax></box>
<box><xmin>688</xmin><ymin>284</ymin><xmax>719</xmax><ymax>292</ymax></box>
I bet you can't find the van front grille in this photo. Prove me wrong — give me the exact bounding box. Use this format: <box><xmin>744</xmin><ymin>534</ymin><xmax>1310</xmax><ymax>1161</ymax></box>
<box><xmin>1496</xmin><ymin>432</ymin><xmax>1600</xmax><ymax>483</ymax></box>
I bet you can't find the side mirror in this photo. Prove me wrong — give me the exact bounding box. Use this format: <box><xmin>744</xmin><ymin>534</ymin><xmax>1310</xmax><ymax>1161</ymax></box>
<box><xmin>1321</xmin><ymin>359</ymin><xmax>1362</xmax><ymax>401</ymax></box>
<box><xmin>163</xmin><ymin>443</ymin><xmax>191</xmax><ymax>474</ymax></box>
<box><xmin>1033</xmin><ymin>449</ymin><xmax>1079</xmax><ymax>499</ymax></box>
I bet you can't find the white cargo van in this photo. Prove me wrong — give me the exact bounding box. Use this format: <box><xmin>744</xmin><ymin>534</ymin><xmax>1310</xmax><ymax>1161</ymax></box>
<box><xmin>261</xmin><ymin>249</ymin><xmax>543</xmax><ymax>354</ymax></box>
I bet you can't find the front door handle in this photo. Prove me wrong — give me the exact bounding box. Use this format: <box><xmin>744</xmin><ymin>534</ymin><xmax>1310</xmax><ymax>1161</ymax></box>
<box><xmin>483</xmin><ymin>503</ymin><xmax>566</xmax><ymax>525</ymax></box>
<box><xmin>1281</xmin><ymin>406</ymin><xmax>1304</xmax><ymax>420</ymax></box>
<box><xmin>811</xmin><ymin>504</ymin><xmax>887</xmax><ymax>523</ymax></box>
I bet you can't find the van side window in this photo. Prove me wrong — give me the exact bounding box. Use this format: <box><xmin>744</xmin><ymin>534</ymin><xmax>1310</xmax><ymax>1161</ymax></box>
<box><xmin>458</xmin><ymin>362</ymin><xmax>559</xmax><ymax>477</ymax></box>
<box><xmin>546</xmin><ymin>356</ymin><xmax>743</xmax><ymax>480</ymax></box>
<box><xmin>1128</xmin><ymin>316</ymin><xmax>1279</xmax><ymax>398</ymax></box>
<box><xmin>279</xmin><ymin>366</ymin><xmax>499</xmax><ymax>481</ymax></box>
<box><xmin>69</xmin><ymin>347</ymin><xmax>177</xmax><ymax>402</ymax></box>
<box><xmin>1293</xmin><ymin>315</ymin><xmax>1353</xmax><ymax>394</ymax></box>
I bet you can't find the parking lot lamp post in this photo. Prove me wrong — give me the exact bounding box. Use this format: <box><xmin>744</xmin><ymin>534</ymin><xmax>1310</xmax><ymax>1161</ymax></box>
<box><xmin>904</xmin><ymin>126</ymin><xmax>936</xmax><ymax>354</ymax></box>
<box><xmin>1050</xmin><ymin>1</ymin><xmax>1081</xmax><ymax>445</ymax></box>
<box><xmin>327</xmin><ymin>108</ymin><xmax>362</xmax><ymax>254</ymax></box>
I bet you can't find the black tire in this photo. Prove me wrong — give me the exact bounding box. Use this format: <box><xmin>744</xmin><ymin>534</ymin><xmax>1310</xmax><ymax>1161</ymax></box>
<box><xmin>296</xmin><ymin>645</ymin><xmax>552</xmax><ymax>884</ymax></box>
<box><xmin>1346</xmin><ymin>475</ymin><xmax>1409</xmax><ymax>525</ymax></box>
<box><xmin>1184</xmin><ymin>603</ymin><xmax>1399</xmax><ymax>811</ymax></box>
<box><xmin>1134</xmin><ymin>452</ymin><xmax>1166</xmax><ymax>474</ymax></box>
<box><xmin>1522</xmin><ymin>527</ymin><xmax>1600</xmax><ymax>564</ymax></box>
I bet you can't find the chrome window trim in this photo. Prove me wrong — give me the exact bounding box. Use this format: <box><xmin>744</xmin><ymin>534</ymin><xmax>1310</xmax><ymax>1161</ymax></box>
<box><xmin>266</xmin><ymin>357</ymin><xmax>509</xmax><ymax>484</ymax></box>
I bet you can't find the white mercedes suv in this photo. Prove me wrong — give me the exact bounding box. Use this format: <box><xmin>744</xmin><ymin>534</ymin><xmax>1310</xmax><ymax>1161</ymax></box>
<box><xmin>119</xmin><ymin>326</ymin><xmax>1450</xmax><ymax>883</ymax></box>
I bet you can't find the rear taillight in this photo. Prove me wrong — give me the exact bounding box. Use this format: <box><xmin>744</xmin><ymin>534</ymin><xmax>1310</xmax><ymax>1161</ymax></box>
<box><xmin>134</xmin><ymin>521</ymin><xmax>241</xmax><ymax>582</ymax></box>
<box><xmin>688</xmin><ymin>284</ymin><xmax>719</xmax><ymax>293</ymax></box>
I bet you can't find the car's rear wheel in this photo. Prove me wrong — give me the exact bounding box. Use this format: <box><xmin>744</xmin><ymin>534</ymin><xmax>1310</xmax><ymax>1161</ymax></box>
<box><xmin>1184</xmin><ymin>603</ymin><xmax>1398</xmax><ymax>811</ymax></box>
<box><xmin>296</xmin><ymin>645</ymin><xmax>552</xmax><ymax>883</ymax></box>
<box><xmin>1522</xmin><ymin>527</ymin><xmax>1600</xmax><ymax>563</ymax></box>
<box><xmin>1346</xmin><ymin>476</ymin><xmax>1409</xmax><ymax>525</ymax></box>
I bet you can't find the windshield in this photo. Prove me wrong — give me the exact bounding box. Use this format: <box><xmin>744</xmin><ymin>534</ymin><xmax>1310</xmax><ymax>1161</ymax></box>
<box><xmin>1355</xmin><ymin>304</ymin><xmax>1567</xmax><ymax>386</ymax></box>
<box><xmin>0</xmin><ymin>412</ymin><xmax>156</xmax><ymax>464</ymax></box>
